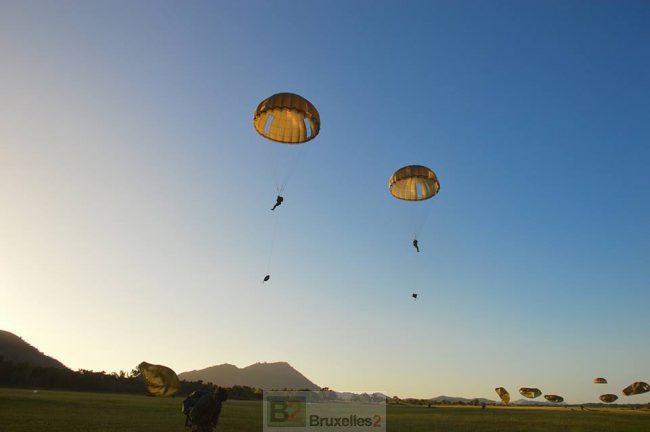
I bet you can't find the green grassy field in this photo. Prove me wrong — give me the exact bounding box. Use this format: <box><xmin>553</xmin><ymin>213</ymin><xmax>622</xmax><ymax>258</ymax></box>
<box><xmin>1</xmin><ymin>388</ymin><xmax>648</xmax><ymax>432</ymax></box>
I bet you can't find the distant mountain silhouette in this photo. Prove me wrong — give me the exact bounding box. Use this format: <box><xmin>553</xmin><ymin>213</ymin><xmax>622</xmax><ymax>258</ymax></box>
<box><xmin>429</xmin><ymin>395</ymin><xmax>496</xmax><ymax>404</ymax></box>
<box><xmin>179</xmin><ymin>362</ymin><xmax>319</xmax><ymax>390</ymax></box>
<box><xmin>0</xmin><ymin>330</ymin><xmax>67</xmax><ymax>369</ymax></box>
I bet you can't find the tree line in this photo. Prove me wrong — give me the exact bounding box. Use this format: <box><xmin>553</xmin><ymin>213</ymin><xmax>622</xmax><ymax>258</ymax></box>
<box><xmin>0</xmin><ymin>356</ymin><xmax>260</xmax><ymax>399</ymax></box>
<box><xmin>0</xmin><ymin>357</ymin><xmax>377</xmax><ymax>403</ymax></box>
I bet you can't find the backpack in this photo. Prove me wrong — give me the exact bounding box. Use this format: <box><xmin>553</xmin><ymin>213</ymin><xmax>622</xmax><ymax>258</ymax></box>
<box><xmin>182</xmin><ymin>390</ymin><xmax>215</xmax><ymax>425</ymax></box>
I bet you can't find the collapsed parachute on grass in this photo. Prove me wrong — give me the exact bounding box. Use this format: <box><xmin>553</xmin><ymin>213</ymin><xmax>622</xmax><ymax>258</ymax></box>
<box><xmin>544</xmin><ymin>395</ymin><xmax>564</xmax><ymax>403</ymax></box>
<box><xmin>600</xmin><ymin>394</ymin><xmax>618</xmax><ymax>403</ymax></box>
<box><xmin>622</xmin><ymin>381</ymin><xmax>650</xmax><ymax>396</ymax></box>
<box><xmin>389</xmin><ymin>165</ymin><xmax>440</xmax><ymax>201</ymax></box>
<box><xmin>494</xmin><ymin>387</ymin><xmax>510</xmax><ymax>404</ymax></box>
<box><xmin>594</xmin><ymin>377</ymin><xmax>607</xmax><ymax>384</ymax></box>
<box><xmin>138</xmin><ymin>361</ymin><xmax>180</xmax><ymax>397</ymax></box>
<box><xmin>519</xmin><ymin>387</ymin><xmax>541</xmax><ymax>399</ymax></box>
<box><xmin>253</xmin><ymin>93</ymin><xmax>320</xmax><ymax>144</ymax></box>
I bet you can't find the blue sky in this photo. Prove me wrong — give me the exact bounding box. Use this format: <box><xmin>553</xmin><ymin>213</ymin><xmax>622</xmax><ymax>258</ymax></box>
<box><xmin>1</xmin><ymin>1</ymin><xmax>648</xmax><ymax>402</ymax></box>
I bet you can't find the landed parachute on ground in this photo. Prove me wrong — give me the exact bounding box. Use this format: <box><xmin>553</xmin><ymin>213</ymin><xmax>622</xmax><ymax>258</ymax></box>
<box><xmin>389</xmin><ymin>165</ymin><xmax>440</xmax><ymax>201</ymax></box>
<box><xmin>253</xmin><ymin>93</ymin><xmax>320</xmax><ymax>144</ymax></box>
<box><xmin>594</xmin><ymin>377</ymin><xmax>607</xmax><ymax>384</ymax></box>
<box><xmin>138</xmin><ymin>361</ymin><xmax>180</xmax><ymax>397</ymax></box>
<box><xmin>622</xmin><ymin>381</ymin><xmax>650</xmax><ymax>396</ymax></box>
<box><xmin>519</xmin><ymin>387</ymin><xmax>542</xmax><ymax>399</ymax></box>
<box><xmin>544</xmin><ymin>395</ymin><xmax>564</xmax><ymax>403</ymax></box>
<box><xmin>600</xmin><ymin>394</ymin><xmax>618</xmax><ymax>403</ymax></box>
<box><xmin>494</xmin><ymin>387</ymin><xmax>510</xmax><ymax>404</ymax></box>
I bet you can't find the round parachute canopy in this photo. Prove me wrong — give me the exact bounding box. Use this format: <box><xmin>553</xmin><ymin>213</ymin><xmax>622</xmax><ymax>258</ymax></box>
<box><xmin>600</xmin><ymin>394</ymin><xmax>618</xmax><ymax>403</ymax></box>
<box><xmin>253</xmin><ymin>93</ymin><xmax>320</xmax><ymax>144</ymax></box>
<box><xmin>494</xmin><ymin>387</ymin><xmax>510</xmax><ymax>404</ymax></box>
<box><xmin>138</xmin><ymin>361</ymin><xmax>180</xmax><ymax>397</ymax></box>
<box><xmin>389</xmin><ymin>165</ymin><xmax>440</xmax><ymax>201</ymax></box>
<box><xmin>622</xmin><ymin>381</ymin><xmax>650</xmax><ymax>396</ymax></box>
<box><xmin>519</xmin><ymin>387</ymin><xmax>542</xmax><ymax>399</ymax></box>
<box><xmin>544</xmin><ymin>395</ymin><xmax>564</xmax><ymax>403</ymax></box>
<box><xmin>594</xmin><ymin>377</ymin><xmax>607</xmax><ymax>384</ymax></box>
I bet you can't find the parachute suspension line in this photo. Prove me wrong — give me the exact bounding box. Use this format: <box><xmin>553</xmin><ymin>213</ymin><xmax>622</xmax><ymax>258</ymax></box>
<box><xmin>413</xmin><ymin>204</ymin><xmax>433</xmax><ymax>240</ymax></box>
<box><xmin>277</xmin><ymin>146</ymin><xmax>306</xmax><ymax>195</ymax></box>
<box><xmin>268</xmin><ymin>145</ymin><xmax>305</xmax><ymax>195</ymax></box>
<box><xmin>271</xmin><ymin>149</ymin><xmax>282</xmax><ymax>195</ymax></box>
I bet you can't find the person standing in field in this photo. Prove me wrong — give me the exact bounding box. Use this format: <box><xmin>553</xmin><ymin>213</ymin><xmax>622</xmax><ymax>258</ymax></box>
<box><xmin>183</xmin><ymin>386</ymin><xmax>228</xmax><ymax>432</ymax></box>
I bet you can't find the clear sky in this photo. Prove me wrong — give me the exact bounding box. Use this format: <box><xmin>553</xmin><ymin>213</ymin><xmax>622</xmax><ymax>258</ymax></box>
<box><xmin>1</xmin><ymin>1</ymin><xmax>648</xmax><ymax>403</ymax></box>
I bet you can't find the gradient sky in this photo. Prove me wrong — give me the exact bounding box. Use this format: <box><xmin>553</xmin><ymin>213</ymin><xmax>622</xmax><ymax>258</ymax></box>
<box><xmin>1</xmin><ymin>1</ymin><xmax>648</xmax><ymax>403</ymax></box>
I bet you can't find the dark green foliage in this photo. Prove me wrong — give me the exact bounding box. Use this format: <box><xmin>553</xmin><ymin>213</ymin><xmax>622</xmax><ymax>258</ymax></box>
<box><xmin>0</xmin><ymin>357</ymin><xmax>262</xmax><ymax>399</ymax></box>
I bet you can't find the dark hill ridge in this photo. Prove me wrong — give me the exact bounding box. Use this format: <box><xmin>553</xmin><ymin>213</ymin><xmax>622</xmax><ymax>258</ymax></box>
<box><xmin>429</xmin><ymin>395</ymin><xmax>496</xmax><ymax>404</ymax></box>
<box><xmin>179</xmin><ymin>361</ymin><xmax>319</xmax><ymax>390</ymax></box>
<box><xmin>0</xmin><ymin>330</ymin><xmax>67</xmax><ymax>369</ymax></box>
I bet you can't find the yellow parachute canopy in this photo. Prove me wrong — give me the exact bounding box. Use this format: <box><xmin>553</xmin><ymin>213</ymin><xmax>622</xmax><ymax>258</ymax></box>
<box><xmin>593</xmin><ymin>377</ymin><xmax>607</xmax><ymax>384</ymax></box>
<box><xmin>138</xmin><ymin>362</ymin><xmax>180</xmax><ymax>397</ymax></box>
<box><xmin>622</xmin><ymin>381</ymin><xmax>650</xmax><ymax>396</ymax></box>
<box><xmin>494</xmin><ymin>387</ymin><xmax>510</xmax><ymax>404</ymax></box>
<box><xmin>519</xmin><ymin>387</ymin><xmax>542</xmax><ymax>399</ymax></box>
<box><xmin>253</xmin><ymin>93</ymin><xmax>320</xmax><ymax>144</ymax></box>
<box><xmin>600</xmin><ymin>394</ymin><xmax>618</xmax><ymax>403</ymax></box>
<box><xmin>389</xmin><ymin>165</ymin><xmax>440</xmax><ymax>201</ymax></box>
<box><xmin>544</xmin><ymin>395</ymin><xmax>564</xmax><ymax>403</ymax></box>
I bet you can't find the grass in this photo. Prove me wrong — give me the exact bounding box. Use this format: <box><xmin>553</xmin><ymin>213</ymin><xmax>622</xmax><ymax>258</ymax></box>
<box><xmin>1</xmin><ymin>388</ymin><xmax>648</xmax><ymax>431</ymax></box>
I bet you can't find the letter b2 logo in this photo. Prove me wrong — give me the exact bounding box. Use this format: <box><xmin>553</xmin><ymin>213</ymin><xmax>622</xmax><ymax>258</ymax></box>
<box><xmin>266</xmin><ymin>396</ymin><xmax>306</xmax><ymax>427</ymax></box>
